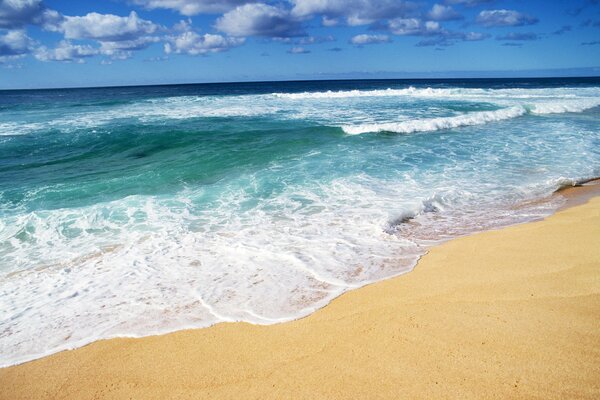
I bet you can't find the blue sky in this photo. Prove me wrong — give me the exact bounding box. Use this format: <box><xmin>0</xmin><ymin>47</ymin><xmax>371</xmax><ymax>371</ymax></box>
<box><xmin>0</xmin><ymin>0</ymin><xmax>599</xmax><ymax>89</ymax></box>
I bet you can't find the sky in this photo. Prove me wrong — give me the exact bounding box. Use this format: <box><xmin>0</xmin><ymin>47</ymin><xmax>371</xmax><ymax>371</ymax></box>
<box><xmin>0</xmin><ymin>0</ymin><xmax>599</xmax><ymax>89</ymax></box>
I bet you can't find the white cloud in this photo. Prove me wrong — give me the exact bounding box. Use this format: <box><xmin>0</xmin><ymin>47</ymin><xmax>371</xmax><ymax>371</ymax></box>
<box><xmin>296</xmin><ymin>35</ymin><xmax>335</xmax><ymax>45</ymax></box>
<box><xmin>385</xmin><ymin>15</ymin><xmax>490</xmax><ymax>47</ymax></box>
<box><xmin>321</xmin><ymin>16</ymin><xmax>338</xmax><ymax>26</ymax></box>
<box><xmin>427</xmin><ymin>4</ymin><xmax>462</xmax><ymax>21</ymax></box>
<box><xmin>131</xmin><ymin>0</ymin><xmax>254</xmax><ymax>15</ymax></box>
<box><xmin>350</xmin><ymin>34</ymin><xmax>390</xmax><ymax>45</ymax></box>
<box><xmin>0</xmin><ymin>0</ymin><xmax>44</xmax><ymax>29</ymax></box>
<box><xmin>173</xmin><ymin>18</ymin><xmax>192</xmax><ymax>32</ymax></box>
<box><xmin>42</xmin><ymin>11</ymin><xmax>161</xmax><ymax>60</ymax></box>
<box><xmin>0</xmin><ymin>29</ymin><xmax>34</xmax><ymax>63</ymax></box>
<box><xmin>165</xmin><ymin>31</ymin><xmax>244</xmax><ymax>55</ymax></box>
<box><xmin>0</xmin><ymin>29</ymin><xmax>33</xmax><ymax>56</ymax></box>
<box><xmin>287</xmin><ymin>46</ymin><xmax>310</xmax><ymax>54</ymax></box>
<box><xmin>388</xmin><ymin>18</ymin><xmax>441</xmax><ymax>36</ymax></box>
<box><xmin>476</xmin><ymin>9</ymin><xmax>538</xmax><ymax>27</ymax></box>
<box><xmin>34</xmin><ymin>40</ymin><xmax>97</xmax><ymax>62</ymax></box>
<box><xmin>57</xmin><ymin>11</ymin><xmax>159</xmax><ymax>42</ymax></box>
<box><xmin>416</xmin><ymin>30</ymin><xmax>489</xmax><ymax>46</ymax></box>
<box><xmin>0</xmin><ymin>0</ymin><xmax>502</xmax><ymax>64</ymax></box>
<box><xmin>99</xmin><ymin>36</ymin><xmax>160</xmax><ymax>59</ymax></box>
<box><xmin>462</xmin><ymin>31</ymin><xmax>489</xmax><ymax>41</ymax></box>
<box><xmin>291</xmin><ymin>0</ymin><xmax>416</xmax><ymax>26</ymax></box>
<box><xmin>215</xmin><ymin>3</ymin><xmax>303</xmax><ymax>37</ymax></box>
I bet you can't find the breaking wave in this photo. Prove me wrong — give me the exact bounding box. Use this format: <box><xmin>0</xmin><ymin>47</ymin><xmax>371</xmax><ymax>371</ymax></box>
<box><xmin>342</xmin><ymin>99</ymin><xmax>600</xmax><ymax>135</ymax></box>
<box><xmin>342</xmin><ymin>106</ymin><xmax>526</xmax><ymax>135</ymax></box>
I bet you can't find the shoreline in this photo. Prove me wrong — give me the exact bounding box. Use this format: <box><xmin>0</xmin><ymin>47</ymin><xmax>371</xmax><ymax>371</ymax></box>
<box><xmin>1</xmin><ymin>182</ymin><xmax>599</xmax><ymax>398</ymax></box>
<box><xmin>0</xmin><ymin>179</ymin><xmax>595</xmax><ymax>369</ymax></box>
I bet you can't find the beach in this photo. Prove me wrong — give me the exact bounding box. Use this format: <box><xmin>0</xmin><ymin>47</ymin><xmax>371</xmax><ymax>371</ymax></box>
<box><xmin>2</xmin><ymin>0</ymin><xmax>600</xmax><ymax>397</ymax></box>
<box><xmin>1</xmin><ymin>183</ymin><xmax>598</xmax><ymax>399</ymax></box>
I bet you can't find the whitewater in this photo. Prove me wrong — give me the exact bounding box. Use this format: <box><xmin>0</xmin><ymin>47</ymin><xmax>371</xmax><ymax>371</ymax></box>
<box><xmin>0</xmin><ymin>78</ymin><xmax>599</xmax><ymax>367</ymax></box>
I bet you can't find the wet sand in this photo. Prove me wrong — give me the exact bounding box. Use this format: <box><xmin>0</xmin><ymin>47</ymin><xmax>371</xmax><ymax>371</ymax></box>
<box><xmin>1</xmin><ymin>183</ymin><xmax>599</xmax><ymax>399</ymax></box>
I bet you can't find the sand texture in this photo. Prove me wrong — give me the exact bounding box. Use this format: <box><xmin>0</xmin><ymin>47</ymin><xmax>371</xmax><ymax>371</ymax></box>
<box><xmin>1</xmin><ymin>193</ymin><xmax>599</xmax><ymax>399</ymax></box>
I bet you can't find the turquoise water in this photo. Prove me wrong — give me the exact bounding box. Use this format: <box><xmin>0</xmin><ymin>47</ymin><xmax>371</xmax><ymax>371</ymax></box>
<box><xmin>1</xmin><ymin>78</ymin><xmax>599</xmax><ymax>366</ymax></box>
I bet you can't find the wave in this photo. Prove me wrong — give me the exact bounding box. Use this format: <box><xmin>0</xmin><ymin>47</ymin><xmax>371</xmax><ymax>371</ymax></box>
<box><xmin>342</xmin><ymin>107</ymin><xmax>526</xmax><ymax>135</ymax></box>
<box><xmin>342</xmin><ymin>99</ymin><xmax>600</xmax><ymax>135</ymax></box>
<box><xmin>273</xmin><ymin>86</ymin><xmax>600</xmax><ymax>100</ymax></box>
<box><xmin>4</xmin><ymin>85</ymin><xmax>599</xmax><ymax>137</ymax></box>
<box><xmin>528</xmin><ymin>98</ymin><xmax>600</xmax><ymax>114</ymax></box>
<box><xmin>273</xmin><ymin>87</ymin><xmax>440</xmax><ymax>99</ymax></box>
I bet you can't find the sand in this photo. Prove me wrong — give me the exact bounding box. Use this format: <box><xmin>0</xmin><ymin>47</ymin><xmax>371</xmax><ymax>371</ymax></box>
<box><xmin>1</xmin><ymin>187</ymin><xmax>599</xmax><ymax>399</ymax></box>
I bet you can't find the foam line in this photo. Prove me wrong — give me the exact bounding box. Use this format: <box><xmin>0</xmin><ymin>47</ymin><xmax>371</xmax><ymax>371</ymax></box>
<box><xmin>342</xmin><ymin>107</ymin><xmax>526</xmax><ymax>135</ymax></box>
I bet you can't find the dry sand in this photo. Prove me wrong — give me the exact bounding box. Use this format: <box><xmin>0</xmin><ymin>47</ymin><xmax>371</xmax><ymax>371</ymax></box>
<box><xmin>1</xmin><ymin>186</ymin><xmax>599</xmax><ymax>399</ymax></box>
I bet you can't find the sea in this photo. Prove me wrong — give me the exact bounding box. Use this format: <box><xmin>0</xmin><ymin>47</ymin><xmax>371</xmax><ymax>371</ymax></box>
<box><xmin>1</xmin><ymin>77</ymin><xmax>599</xmax><ymax>367</ymax></box>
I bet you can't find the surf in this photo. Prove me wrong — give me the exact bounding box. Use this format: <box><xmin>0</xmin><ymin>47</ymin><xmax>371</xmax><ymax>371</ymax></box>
<box><xmin>1</xmin><ymin>78</ymin><xmax>599</xmax><ymax>368</ymax></box>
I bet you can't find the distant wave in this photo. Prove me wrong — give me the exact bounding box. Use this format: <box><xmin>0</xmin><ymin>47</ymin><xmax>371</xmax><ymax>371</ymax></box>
<box><xmin>342</xmin><ymin>100</ymin><xmax>600</xmax><ymax>135</ymax></box>
<box><xmin>273</xmin><ymin>87</ymin><xmax>444</xmax><ymax>99</ymax></box>
<box><xmin>3</xmin><ymin>86</ymin><xmax>598</xmax><ymax>137</ymax></box>
<box><xmin>528</xmin><ymin>98</ymin><xmax>600</xmax><ymax>114</ymax></box>
<box><xmin>342</xmin><ymin>107</ymin><xmax>524</xmax><ymax>135</ymax></box>
<box><xmin>272</xmin><ymin>86</ymin><xmax>600</xmax><ymax>100</ymax></box>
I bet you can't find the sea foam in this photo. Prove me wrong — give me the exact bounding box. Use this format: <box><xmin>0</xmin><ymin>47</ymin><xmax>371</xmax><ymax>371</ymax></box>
<box><xmin>342</xmin><ymin>106</ymin><xmax>526</xmax><ymax>135</ymax></box>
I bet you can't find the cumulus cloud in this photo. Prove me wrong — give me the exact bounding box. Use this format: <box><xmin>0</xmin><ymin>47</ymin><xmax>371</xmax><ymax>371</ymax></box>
<box><xmin>415</xmin><ymin>30</ymin><xmax>488</xmax><ymax>46</ymax></box>
<box><xmin>476</xmin><ymin>9</ymin><xmax>538</xmax><ymax>27</ymax></box>
<box><xmin>388</xmin><ymin>18</ymin><xmax>442</xmax><ymax>36</ymax></box>
<box><xmin>0</xmin><ymin>29</ymin><xmax>33</xmax><ymax>61</ymax></box>
<box><xmin>99</xmin><ymin>36</ymin><xmax>160</xmax><ymax>59</ymax></box>
<box><xmin>0</xmin><ymin>0</ymin><xmax>548</xmax><ymax>64</ymax></box>
<box><xmin>0</xmin><ymin>0</ymin><xmax>60</xmax><ymax>29</ymax></box>
<box><xmin>1</xmin><ymin>4</ymin><xmax>164</xmax><ymax>62</ymax></box>
<box><xmin>496</xmin><ymin>32</ymin><xmax>538</xmax><ymax>41</ymax></box>
<box><xmin>215</xmin><ymin>3</ymin><xmax>304</xmax><ymax>37</ymax></box>
<box><xmin>385</xmin><ymin>16</ymin><xmax>489</xmax><ymax>47</ymax></box>
<box><xmin>56</xmin><ymin>11</ymin><xmax>158</xmax><ymax>42</ymax></box>
<box><xmin>427</xmin><ymin>4</ymin><xmax>462</xmax><ymax>21</ymax></box>
<box><xmin>321</xmin><ymin>16</ymin><xmax>338</xmax><ymax>26</ymax></box>
<box><xmin>350</xmin><ymin>34</ymin><xmax>390</xmax><ymax>45</ymax></box>
<box><xmin>43</xmin><ymin>11</ymin><xmax>161</xmax><ymax>59</ymax></box>
<box><xmin>291</xmin><ymin>0</ymin><xmax>416</xmax><ymax>26</ymax></box>
<box><xmin>461</xmin><ymin>31</ymin><xmax>489</xmax><ymax>41</ymax></box>
<box><xmin>296</xmin><ymin>35</ymin><xmax>335</xmax><ymax>45</ymax></box>
<box><xmin>287</xmin><ymin>46</ymin><xmax>310</xmax><ymax>54</ymax></box>
<box><xmin>165</xmin><ymin>30</ymin><xmax>244</xmax><ymax>55</ymax></box>
<box><xmin>131</xmin><ymin>0</ymin><xmax>254</xmax><ymax>15</ymax></box>
<box><xmin>275</xmin><ymin>35</ymin><xmax>333</xmax><ymax>45</ymax></box>
<box><xmin>34</xmin><ymin>40</ymin><xmax>97</xmax><ymax>62</ymax></box>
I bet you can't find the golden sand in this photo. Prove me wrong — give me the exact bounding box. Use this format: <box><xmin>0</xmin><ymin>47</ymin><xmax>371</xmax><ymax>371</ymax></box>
<box><xmin>1</xmin><ymin>189</ymin><xmax>599</xmax><ymax>399</ymax></box>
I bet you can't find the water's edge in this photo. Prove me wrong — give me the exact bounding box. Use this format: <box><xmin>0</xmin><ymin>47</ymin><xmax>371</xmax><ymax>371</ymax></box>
<box><xmin>3</xmin><ymin>177</ymin><xmax>598</xmax><ymax>369</ymax></box>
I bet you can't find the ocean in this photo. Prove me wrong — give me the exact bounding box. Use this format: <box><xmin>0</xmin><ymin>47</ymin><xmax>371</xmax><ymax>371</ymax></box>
<box><xmin>1</xmin><ymin>77</ymin><xmax>599</xmax><ymax>367</ymax></box>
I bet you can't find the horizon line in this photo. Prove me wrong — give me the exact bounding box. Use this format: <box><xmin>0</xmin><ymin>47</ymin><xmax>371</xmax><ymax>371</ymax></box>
<box><xmin>2</xmin><ymin>71</ymin><xmax>600</xmax><ymax>92</ymax></box>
